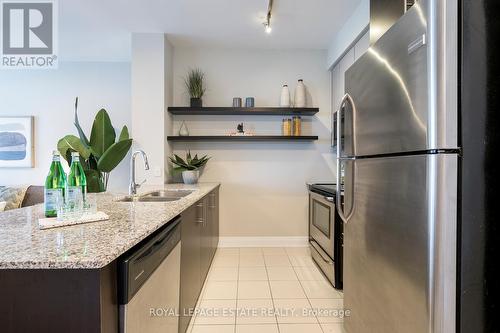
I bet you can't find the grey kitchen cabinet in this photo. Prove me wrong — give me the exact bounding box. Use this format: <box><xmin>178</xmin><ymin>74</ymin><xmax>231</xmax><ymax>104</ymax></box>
<box><xmin>209</xmin><ymin>188</ymin><xmax>219</xmax><ymax>257</ymax></box>
<box><xmin>199</xmin><ymin>197</ymin><xmax>211</xmax><ymax>280</ymax></box>
<box><xmin>200</xmin><ymin>188</ymin><xmax>220</xmax><ymax>280</ymax></box>
<box><xmin>331</xmin><ymin>30</ymin><xmax>369</xmax><ymax>146</ymax></box>
<box><xmin>331</xmin><ymin>30</ymin><xmax>369</xmax><ymax>116</ymax></box>
<box><xmin>332</xmin><ymin>48</ymin><xmax>355</xmax><ymax>115</ymax></box>
<box><xmin>354</xmin><ymin>30</ymin><xmax>370</xmax><ymax>61</ymax></box>
<box><xmin>179</xmin><ymin>187</ymin><xmax>220</xmax><ymax>333</ymax></box>
<box><xmin>179</xmin><ymin>201</ymin><xmax>201</xmax><ymax>333</ymax></box>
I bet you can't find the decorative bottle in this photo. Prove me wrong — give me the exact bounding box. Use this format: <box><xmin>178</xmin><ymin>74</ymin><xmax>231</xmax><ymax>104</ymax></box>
<box><xmin>294</xmin><ymin>79</ymin><xmax>307</xmax><ymax>107</ymax></box>
<box><xmin>67</xmin><ymin>152</ymin><xmax>87</xmax><ymax>210</ymax></box>
<box><xmin>280</xmin><ymin>84</ymin><xmax>291</xmax><ymax>107</ymax></box>
<box><xmin>44</xmin><ymin>151</ymin><xmax>67</xmax><ymax>217</ymax></box>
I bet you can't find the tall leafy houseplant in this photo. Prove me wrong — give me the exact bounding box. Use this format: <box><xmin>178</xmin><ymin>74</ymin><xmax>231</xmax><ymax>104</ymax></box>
<box><xmin>57</xmin><ymin>98</ymin><xmax>132</xmax><ymax>192</ymax></box>
<box><xmin>185</xmin><ymin>68</ymin><xmax>206</xmax><ymax>107</ymax></box>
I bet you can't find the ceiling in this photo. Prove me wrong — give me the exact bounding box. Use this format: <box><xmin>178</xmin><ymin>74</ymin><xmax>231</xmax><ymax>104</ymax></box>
<box><xmin>59</xmin><ymin>0</ymin><xmax>362</xmax><ymax>61</ymax></box>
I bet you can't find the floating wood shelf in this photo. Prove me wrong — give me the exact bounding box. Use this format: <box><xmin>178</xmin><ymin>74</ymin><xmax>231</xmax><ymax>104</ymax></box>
<box><xmin>167</xmin><ymin>135</ymin><xmax>319</xmax><ymax>142</ymax></box>
<box><xmin>167</xmin><ymin>107</ymin><xmax>319</xmax><ymax>116</ymax></box>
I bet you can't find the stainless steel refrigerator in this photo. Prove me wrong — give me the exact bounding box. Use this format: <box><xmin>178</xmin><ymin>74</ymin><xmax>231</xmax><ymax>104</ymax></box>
<box><xmin>336</xmin><ymin>1</ymin><xmax>459</xmax><ymax>332</ymax></box>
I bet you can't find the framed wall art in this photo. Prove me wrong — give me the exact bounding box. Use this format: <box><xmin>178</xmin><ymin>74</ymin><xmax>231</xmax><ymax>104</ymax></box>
<box><xmin>0</xmin><ymin>116</ymin><xmax>34</xmax><ymax>168</ymax></box>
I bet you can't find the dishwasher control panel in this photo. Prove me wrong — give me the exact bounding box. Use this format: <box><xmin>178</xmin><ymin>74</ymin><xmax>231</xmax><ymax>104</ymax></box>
<box><xmin>118</xmin><ymin>216</ymin><xmax>181</xmax><ymax>304</ymax></box>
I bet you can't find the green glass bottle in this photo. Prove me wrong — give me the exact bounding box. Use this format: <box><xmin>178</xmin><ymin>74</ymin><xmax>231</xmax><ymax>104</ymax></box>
<box><xmin>67</xmin><ymin>152</ymin><xmax>87</xmax><ymax>209</ymax></box>
<box><xmin>44</xmin><ymin>151</ymin><xmax>67</xmax><ymax>217</ymax></box>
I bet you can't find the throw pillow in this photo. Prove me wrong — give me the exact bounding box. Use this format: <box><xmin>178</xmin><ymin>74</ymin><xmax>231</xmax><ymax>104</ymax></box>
<box><xmin>0</xmin><ymin>186</ymin><xmax>28</xmax><ymax>211</ymax></box>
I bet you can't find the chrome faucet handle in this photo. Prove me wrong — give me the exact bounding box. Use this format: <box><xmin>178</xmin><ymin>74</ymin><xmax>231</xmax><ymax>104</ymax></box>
<box><xmin>138</xmin><ymin>179</ymin><xmax>147</xmax><ymax>188</ymax></box>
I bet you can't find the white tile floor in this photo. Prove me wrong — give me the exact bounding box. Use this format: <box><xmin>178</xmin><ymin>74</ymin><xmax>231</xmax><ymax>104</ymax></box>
<box><xmin>186</xmin><ymin>247</ymin><xmax>345</xmax><ymax>333</ymax></box>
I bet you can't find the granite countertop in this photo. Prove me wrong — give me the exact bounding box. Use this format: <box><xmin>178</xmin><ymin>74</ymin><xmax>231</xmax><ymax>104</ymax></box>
<box><xmin>0</xmin><ymin>183</ymin><xmax>220</xmax><ymax>269</ymax></box>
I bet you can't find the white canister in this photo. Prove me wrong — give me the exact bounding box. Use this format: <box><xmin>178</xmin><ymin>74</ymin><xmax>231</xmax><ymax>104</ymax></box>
<box><xmin>280</xmin><ymin>84</ymin><xmax>291</xmax><ymax>107</ymax></box>
<box><xmin>294</xmin><ymin>79</ymin><xmax>307</xmax><ymax>107</ymax></box>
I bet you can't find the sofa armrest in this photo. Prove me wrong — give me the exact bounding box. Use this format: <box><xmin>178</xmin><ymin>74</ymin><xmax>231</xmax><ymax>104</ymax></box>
<box><xmin>21</xmin><ymin>186</ymin><xmax>44</xmax><ymax>208</ymax></box>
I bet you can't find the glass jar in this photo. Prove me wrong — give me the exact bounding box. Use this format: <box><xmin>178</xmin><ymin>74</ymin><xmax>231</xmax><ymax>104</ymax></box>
<box><xmin>282</xmin><ymin>119</ymin><xmax>292</xmax><ymax>136</ymax></box>
<box><xmin>292</xmin><ymin>116</ymin><xmax>302</xmax><ymax>136</ymax></box>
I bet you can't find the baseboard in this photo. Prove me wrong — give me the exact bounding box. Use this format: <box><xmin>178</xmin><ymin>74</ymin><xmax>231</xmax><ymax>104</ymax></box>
<box><xmin>218</xmin><ymin>237</ymin><xmax>309</xmax><ymax>248</ymax></box>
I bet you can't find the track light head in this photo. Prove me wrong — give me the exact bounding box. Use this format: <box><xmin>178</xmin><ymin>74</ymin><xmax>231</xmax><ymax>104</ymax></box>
<box><xmin>264</xmin><ymin>22</ymin><xmax>272</xmax><ymax>34</ymax></box>
<box><xmin>263</xmin><ymin>0</ymin><xmax>273</xmax><ymax>34</ymax></box>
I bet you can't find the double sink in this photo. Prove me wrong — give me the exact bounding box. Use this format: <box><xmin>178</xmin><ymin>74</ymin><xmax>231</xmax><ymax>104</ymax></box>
<box><xmin>115</xmin><ymin>190</ymin><xmax>194</xmax><ymax>202</ymax></box>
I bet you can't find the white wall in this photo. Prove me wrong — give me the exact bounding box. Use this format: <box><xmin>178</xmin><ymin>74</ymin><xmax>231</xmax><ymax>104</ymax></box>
<box><xmin>172</xmin><ymin>47</ymin><xmax>335</xmax><ymax>239</ymax></box>
<box><xmin>0</xmin><ymin>62</ymin><xmax>131</xmax><ymax>191</ymax></box>
<box><xmin>131</xmin><ymin>33</ymin><xmax>174</xmax><ymax>185</ymax></box>
<box><xmin>327</xmin><ymin>0</ymin><xmax>369</xmax><ymax>68</ymax></box>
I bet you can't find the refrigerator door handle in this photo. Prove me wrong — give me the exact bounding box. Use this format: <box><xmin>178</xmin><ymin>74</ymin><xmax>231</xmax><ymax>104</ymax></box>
<box><xmin>337</xmin><ymin>158</ymin><xmax>355</xmax><ymax>224</ymax></box>
<box><xmin>336</xmin><ymin>93</ymin><xmax>355</xmax><ymax>159</ymax></box>
<box><xmin>337</xmin><ymin>93</ymin><xmax>355</xmax><ymax>224</ymax></box>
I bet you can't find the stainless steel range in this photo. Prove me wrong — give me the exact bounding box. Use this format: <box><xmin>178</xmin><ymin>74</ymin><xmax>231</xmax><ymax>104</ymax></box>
<box><xmin>308</xmin><ymin>183</ymin><xmax>343</xmax><ymax>289</ymax></box>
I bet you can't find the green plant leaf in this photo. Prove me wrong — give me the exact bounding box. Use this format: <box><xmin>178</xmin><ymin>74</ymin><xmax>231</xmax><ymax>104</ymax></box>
<box><xmin>118</xmin><ymin>125</ymin><xmax>129</xmax><ymax>141</ymax></box>
<box><xmin>170</xmin><ymin>155</ymin><xmax>190</xmax><ymax>169</ymax></box>
<box><xmin>169</xmin><ymin>151</ymin><xmax>209</xmax><ymax>170</ymax></box>
<box><xmin>174</xmin><ymin>155</ymin><xmax>188</xmax><ymax>166</ymax></box>
<box><xmin>97</xmin><ymin>139</ymin><xmax>132</xmax><ymax>173</ymax></box>
<box><xmin>73</xmin><ymin>97</ymin><xmax>90</xmax><ymax>147</ymax></box>
<box><xmin>86</xmin><ymin>154</ymin><xmax>98</xmax><ymax>170</ymax></box>
<box><xmin>90</xmin><ymin>109</ymin><xmax>116</xmax><ymax>158</ymax></box>
<box><xmin>185</xmin><ymin>68</ymin><xmax>206</xmax><ymax>98</ymax></box>
<box><xmin>85</xmin><ymin>169</ymin><xmax>105</xmax><ymax>193</ymax></box>
<box><xmin>171</xmin><ymin>161</ymin><xmax>188</xmax><ymax>169</ymax></box>
<box><xmin>57</xmin><ymin>135</ymin><xmax>91</xmax><ymax>162</ymax></box>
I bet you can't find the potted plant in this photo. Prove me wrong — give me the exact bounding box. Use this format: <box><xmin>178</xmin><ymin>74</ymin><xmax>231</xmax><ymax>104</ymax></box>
<box><xmin>169</xmin><ymin>151</ymin><xmax>210</xmax><ymax>184</ymax></box>
<box><xmin>185</xmin><ymin>68</ymin><xmax>206</xmax><ymax>107</ymax></box>
<box><xmin>57</xmin><ymin>98</ymin><xmax>133</xmax><ymax>192</ymax></box>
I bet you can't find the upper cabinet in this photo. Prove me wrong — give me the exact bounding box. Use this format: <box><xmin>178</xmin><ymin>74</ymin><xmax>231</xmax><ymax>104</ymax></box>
<box><xmin>354</xmin><ymin>31</ymin><xmax>370</xmax><ymax>61</ymax></box>
<box><xmin>331</xmin><ymin>30</ymin><xmax>370</xmax><ymax>114</ymax></box>
<box><xmin>331</xmin><ymin>48</ymin><xmax>354</xmax><ymax>114</ymax></box>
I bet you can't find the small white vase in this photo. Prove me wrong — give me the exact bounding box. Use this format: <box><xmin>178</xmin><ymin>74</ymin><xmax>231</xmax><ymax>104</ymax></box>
<box><xmin>182</xmin><ymin>170</ymin><xmax>199</xmax><ymax>184</ymax></box>
<box><xmin>179</xmin><ymin>121</ymin><xmax>189</xmax><ymax>136</ymax></box>
<box><xmin>294</xmin><ymin>79</ymin><xmax>307</xmax><ymax>107</ymax></box>
<box><xmin>280</xmin><ymin>84</ymin><xmax>291</xmax><ymax>107</ymax></box>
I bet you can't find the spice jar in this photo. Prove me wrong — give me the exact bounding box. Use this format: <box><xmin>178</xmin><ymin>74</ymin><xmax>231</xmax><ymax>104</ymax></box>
<box><xmin>282</xmin><ymin>119</ymin><xmax>292</xmax><ymax>136</ymax></box>
<box><xmin>292</xmin><ymin>116</ymin><xmax>302</xmax><ymax>136</ymax></box>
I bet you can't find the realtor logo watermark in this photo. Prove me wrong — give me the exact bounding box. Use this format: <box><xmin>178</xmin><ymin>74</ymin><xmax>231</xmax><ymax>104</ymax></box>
<box><xmin>1</xmin><ymin>0</ymin><xmax>58</xmax><ymax>69</ymax></box>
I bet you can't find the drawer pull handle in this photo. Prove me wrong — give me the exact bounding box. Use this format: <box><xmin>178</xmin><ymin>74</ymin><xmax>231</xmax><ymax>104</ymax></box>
<box><xmin>310</xmin><ymin>241</ymin><xmax>333</xmax><ymax>264</ymax></box>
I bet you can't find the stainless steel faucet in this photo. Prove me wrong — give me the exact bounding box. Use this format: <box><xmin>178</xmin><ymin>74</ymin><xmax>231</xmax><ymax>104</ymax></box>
<box><xmin>129</xmin><ymin>150</ymin><xmax>150</xmax><ymax>195</ymax></box>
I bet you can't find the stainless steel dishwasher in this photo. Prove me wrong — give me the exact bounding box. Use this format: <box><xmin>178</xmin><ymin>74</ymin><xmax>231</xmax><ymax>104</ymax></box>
<box><xmin>118</xmin><ymin>216</ymin><xmax>181</xmax><ymax>333</ymax></box>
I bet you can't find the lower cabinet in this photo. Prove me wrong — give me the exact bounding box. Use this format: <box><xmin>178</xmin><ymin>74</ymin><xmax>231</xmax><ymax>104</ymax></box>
<box><xmin>200</xmin><ymin>188</ymin><xmax>220</xmax><ymax>279</ymax></box>
<box><xmin>179</xmin><ymin>187</ymin><xmax>219</xmax><ymax>333</ymax></box>
<box><xmin>209</xmin><ymin>188</ymin><xmax>219</xmax><ymax>258</ymax></box>
<box><xmin>200</xmin><ymin>197</ymin><xmax>211</xmax><ymax>281</ymax></box>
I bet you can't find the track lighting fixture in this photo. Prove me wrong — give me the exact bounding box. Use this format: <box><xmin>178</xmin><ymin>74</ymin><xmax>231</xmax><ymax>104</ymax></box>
<box><xmin>263</xmin><ymin>0</ymin><xmax>273</xmax><ymax>34</ymax></box>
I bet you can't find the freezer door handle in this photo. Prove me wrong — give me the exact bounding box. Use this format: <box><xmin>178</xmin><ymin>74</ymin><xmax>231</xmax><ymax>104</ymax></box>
<box><xmin>337</xmin><ymin>93</ymin><xmax>355</xmax><ymax>224</ymax></box>
<box><xmin>336</xmin><ymin>93</ymin><xmax>355</xmax><ymax>159</ymax></box>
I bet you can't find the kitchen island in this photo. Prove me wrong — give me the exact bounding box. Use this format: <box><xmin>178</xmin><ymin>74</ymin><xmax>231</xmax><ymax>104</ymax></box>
<box><xmin>0</xmin><ymin>183</ymin><xmax>220</xmax><ymax>333</ymax></box>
